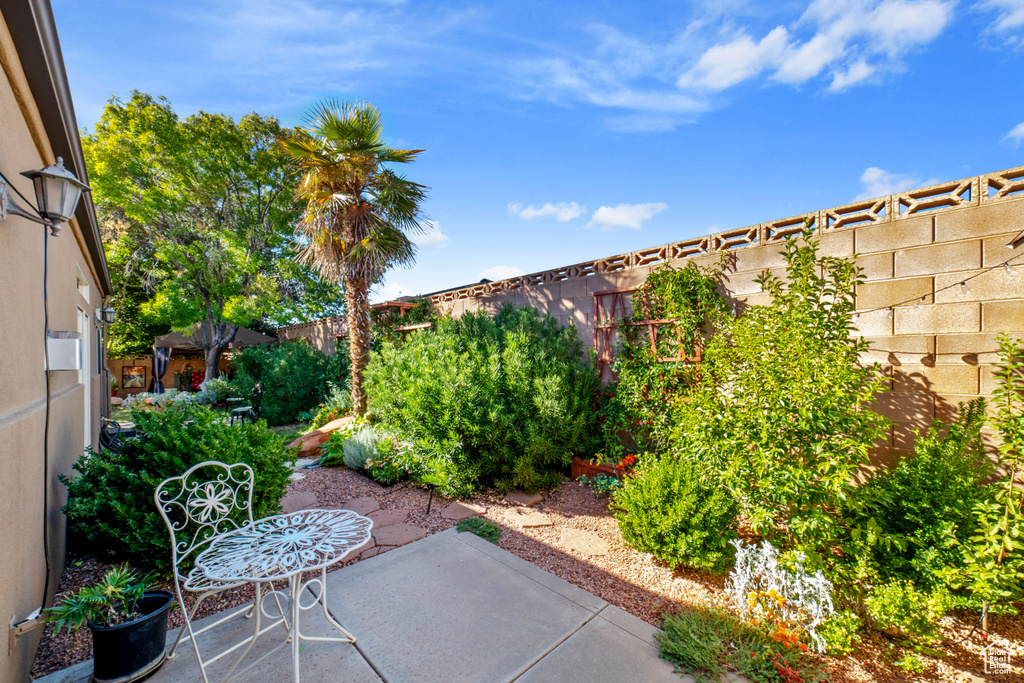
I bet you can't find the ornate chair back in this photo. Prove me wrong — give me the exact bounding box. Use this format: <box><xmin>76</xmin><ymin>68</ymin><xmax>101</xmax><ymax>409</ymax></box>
<box><xmin>154</xmin><ymin>461</ymin><xmax>256</xmax><ymax>580</ymax></box>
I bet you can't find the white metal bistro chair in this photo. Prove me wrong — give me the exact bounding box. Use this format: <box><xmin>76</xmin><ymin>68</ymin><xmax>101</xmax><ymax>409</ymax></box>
<box><xmin>155</xmin><ymin>461</ymin><xmax>288</xmax><ymax>682</ymax></box>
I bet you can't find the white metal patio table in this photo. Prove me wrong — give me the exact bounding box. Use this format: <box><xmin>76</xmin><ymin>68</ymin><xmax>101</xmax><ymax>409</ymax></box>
<box><xmin>195</xmin><ymin>508</ymin><xmax>373</xmax><ymax>682</ymax></box>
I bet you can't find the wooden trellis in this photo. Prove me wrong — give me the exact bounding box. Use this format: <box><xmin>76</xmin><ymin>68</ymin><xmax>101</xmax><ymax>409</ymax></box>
<box><xmin>593</xmin><ymin>287</ymin><xmax>701</xmax><ymax>384</ymax></box>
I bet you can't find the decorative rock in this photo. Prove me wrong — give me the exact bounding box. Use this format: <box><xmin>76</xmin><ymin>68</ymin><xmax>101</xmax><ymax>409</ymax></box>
<box><xmin>504</xmin><ymin>490</ymin><xmax>543</xmax><ymax>507</ymax></box>
<box><xmin>368</xmin><ymin>508</ymin><xmax>408</xmax><ymax>528</ymax></box>
<box><xmin>110</xmin><ymin>397</ymin><xmax>124</xmax><ymax>406</ymax></box>
<box><xmin>342</xmin><ymin>496</ymin><xmax>381</xmax><ymax>516</ymax></box>
<box><xmin>286</xmin><ymin>416</ymin><xmax>355</xmax><ymax>456</ymax></box>
<box><xmin>504</xmin><ymin>507</ymin><xmax>552</xmax><ymax>528</ymax></box>
<box><xmin>372</xmin><ymin>523</ymin><xmax>428</xmax><ymax>548</ymax></box>
<box><xmin>288</xmin><ymin>472</ymin><xmax>306</xmax><ymax>482</ymax></box>
<box><xmin>318</xmin><ymin>415</ymin><xmax>355</xmax><ymax>433</ymax></box>
<box><xmin>281</xmin><ymin>491</ymin><xmax>318</xmax><ymax>513</ymax></box>
<box><xmin>287</xmin><ymin>431</ymin><xmax>330</xmax><ymax>457</ymax></box>
<box><xmin>440</xmin><ymin>502</ymin><xmax>486</xmax><ymax>521</ymax></box>
<box><xmin>558</xmin><ymin>528</ymin><xmax>610</xmax><ymax>556</ymax></box>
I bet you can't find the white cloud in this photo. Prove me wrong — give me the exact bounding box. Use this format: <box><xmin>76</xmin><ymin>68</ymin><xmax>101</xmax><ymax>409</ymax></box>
<box><xmin>677</xmin><ymin>27</ymin><xmax>791</xmax><ymax>91</ymax></box>
<box><xmin>855</xmin><ymin>167</ymin><xmax>940</xmax><ymax>200</ymax></box>
<box><xmin>480</xmin><ymin>265</ymin><xmax>525</xmax><ymax>281</ymax></box>
<box><xmin>979</xmin><ymin>0</ymin><xmax>1024</xmax><ymax>43</ymax></box>
<box><xmin>588</xmin><ymin>202</ymin><xmax>668</xmax><ymax>230</ymax></box>
<box><xmin>372</xmin><ymin>281</ymin><xmax>408</xmax><ymax>303</ymax></box>
<box><xmin>510</xmin><ymin>22</ymin><xmax>709</xmax><ymax>131</ymax></box>
<box><xmin>412</xmin><ymin>222</ymin><xmax>450</xmax><ymax>248</ymax></box>
<box><xmin>507</xmin><ymin>202</ymin><xmax>586</xmax><ymax>221</ymax></box>
<box><xmin>828</xmin><ymin>59</ymin><xmax>876</xmax><ymax>90</ymax></box>
<box><xmin>677</xmin><ymin>0</ymin><xmax>952</xmax><ymax>95</ymax></box>
<box><xmin>1004</xmin><ymin>121</ymin><xmax>1024</xmax><ymax>146</ymax></box>
<box><xmin>774</xmin><ymin>0</ymin><xmax>953</xmax><ymax>91</ymax></box>
<box><xmin>513</xmin><ymin>1</ymin><xmax>955</xmax><ymax>130</ymax></box>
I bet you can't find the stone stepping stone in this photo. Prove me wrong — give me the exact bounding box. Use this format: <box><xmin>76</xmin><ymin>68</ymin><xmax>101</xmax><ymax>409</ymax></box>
<box><xmin>372</xmin><ymin>523</ymin><xmax>428</xmax><ymax>548</ymax></box>
<box><xmin>440</xmin><ymin>502</ymin><xmax>485</xmax><ymax>521</ymax></box>
<box><xmin>504</xmin><ymin>507</ymin><xmax>553</xmax><ymax>528</ymax></box>
<box><xmin>288</xmin><ymin>472</ymin><xmax>306</xmax><ymax>482</ymax></box>
<box><xmin>356</xmin><ymin>545</ymin><xmax>382</xmax><ymax>561</ymax></box>
<box><xmin>504</xmin><ymin>490</ymin><xmax>543</xmax><ymax>507</ymax></box>
<box><xmin>342</xmin><ymin>496</ymin><xmax>381</xmax><ymax>516</ymax></box>
<box><xmin>559</xmin><ymin>528</ymin><xmax>610</xmax><ymax>556</ymax></box>
<box><xmin>281</xmin><ymin>491</ymin><xmax>317</xmax><ymax>513</ymax></box>
<box><xmin>368</xmin><ymin>508</ymin><xmax>408</xmax><ymax>528</ymax></box>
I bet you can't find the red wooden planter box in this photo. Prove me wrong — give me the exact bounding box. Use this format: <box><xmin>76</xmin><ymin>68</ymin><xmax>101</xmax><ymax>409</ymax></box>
<box><xmin>571</xmin><ymin>457</ymin><xmax>620</xmax><ymax>480</ymax></box>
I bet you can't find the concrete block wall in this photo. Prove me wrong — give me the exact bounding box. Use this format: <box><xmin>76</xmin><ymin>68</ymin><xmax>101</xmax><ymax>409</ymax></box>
<box><xmin>429</xmin><ymin>166</ymin><xmax>1024</xmax><ymax>464</ymax></box>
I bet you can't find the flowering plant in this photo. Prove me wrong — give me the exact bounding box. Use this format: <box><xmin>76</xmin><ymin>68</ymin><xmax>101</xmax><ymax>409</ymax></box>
<box><xmin>727</xmin><ymin>539</ymin><xmax>834</xmax><ymax>652</ymax></box>
<box><xmin>615</xmin><ymin>454</ymin><xmax>637</xmax><ymax>473</ymax></box>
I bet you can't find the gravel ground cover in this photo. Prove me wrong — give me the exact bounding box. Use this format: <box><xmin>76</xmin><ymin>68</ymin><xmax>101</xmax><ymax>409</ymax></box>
<box><xmin>32</xmin><ymin>465</ymin><xmax>1024</xmax><ymax>681</ymax></box>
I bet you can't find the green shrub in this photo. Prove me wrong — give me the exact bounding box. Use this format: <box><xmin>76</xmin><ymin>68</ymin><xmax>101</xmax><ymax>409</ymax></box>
<box><xmin>865</xmin><ymin>581</ymin><xmax>951</xmax><ymax>643</ymax></box>
<box><xmin>612</xmin><ymin>453</ymin><xmax>737</xmax><ymax>572</ymax></box>
<box><xmin>893</xmin><ymin>652</ymin><xmax>924</xmax><ymax>674</ymax></box>
<box><xmin>318</xmin><ymin>420</ymin><xmax>365</xmax><ymax>467</ymax></box>
<box><xmin>231</xmin><ymin>340</ymin><xmax>330</xmax><ymax>426</ymax></box>
<box><xmin>341</xmin><ymin>426</ymin><xmax>383</xmax><ymax>470</ymax></box>
<box><xmin>817</xmin><ymin>609</ymin><xmax>862</xmax><ymax>656</ymax></box>
<box><xmin>658</xmin><ymin>607</ymin><xmax>825</xmax><ymax>683</ymax></box>
<box><xmin>943</xmin><ymin>334</ymin><xmax>1024</xmax><ymax>607</ymax></box>
<box><xmin>455</xmin><ymin>517</ymin><xmax>503</xmax><ymax>543</ymax></box>
<box><xmin>599</xmin><ymin>261</ymin><xmax>729</xmax><ymax>458</ymax></box>
<box><xmin>366</xmin><ymin>303</ymin><xmax>599</xmax><ymax>497</ymax></box>
<box><xmin>366</xmin><ymin>438</ymin><xmax>414</xmax><ymax>485</ymax></box>
<box><xmin>200</xmin><ymin>375</ymin><xmax>234</xmax><ymax>403</ymax></box>
<box><xmin>304</xmin><ymin>381</ymin><xmax>353</xmax><ymax>430</ymax></box>
<box><xmin>666</xmin><ymin>231</ymin><xmax>889</xmax><ymax>572</ymax></box>
<box><xmin>857</xmin><ymin>400</ymin><xmax>991</xmax><ymax>588</ymax></box>
<box><xmin>61</xmin><ymin>405</ymin><xmax>293</xmax><ymax>573</ymax></box>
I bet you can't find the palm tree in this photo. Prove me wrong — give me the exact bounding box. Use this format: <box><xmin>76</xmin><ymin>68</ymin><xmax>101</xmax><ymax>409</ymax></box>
<box><xmin>280</xmin><ymin>101</ymin><xmax>427</xmax><ymax>416</ymax></box>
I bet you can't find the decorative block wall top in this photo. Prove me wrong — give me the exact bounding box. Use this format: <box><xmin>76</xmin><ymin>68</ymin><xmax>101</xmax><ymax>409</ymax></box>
<box><xmin>429</xmin><ymin>164</ymin><xmax>1024</xmax><ymax>306</ymax></box>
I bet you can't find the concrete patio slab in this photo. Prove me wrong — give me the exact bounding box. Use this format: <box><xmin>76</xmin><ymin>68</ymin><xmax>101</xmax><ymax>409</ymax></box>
<box><xmin>41</xmin><ymin>601</ymin><xmax>380</xmax><ymax>683</ymax></box>
<box><xmin>36</xmin><ymin>528</ymin><xmax>687</xmax><ymax>683</ymax></box>
<box><xmin>515</xmin><ymin>607</ymin><xmax>682</xmax><ymax>683</ymax></box>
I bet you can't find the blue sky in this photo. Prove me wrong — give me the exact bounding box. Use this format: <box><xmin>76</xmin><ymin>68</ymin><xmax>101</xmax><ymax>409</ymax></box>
<box><xmin>53</xmin><ymin>0</ymin><xmax>1024</xmax><ymax>302</ymax></box>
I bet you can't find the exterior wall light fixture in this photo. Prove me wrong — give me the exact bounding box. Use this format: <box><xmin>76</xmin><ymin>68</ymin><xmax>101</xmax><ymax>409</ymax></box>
<box><xmin>0</xmin><ymin>156</ymin><xmax>90</xmax><ymax>236</ymax></box>
<box><xmin>97</xmin><ymin>307</ymin><xmax>116</xmax><ymax>325</ymax></box>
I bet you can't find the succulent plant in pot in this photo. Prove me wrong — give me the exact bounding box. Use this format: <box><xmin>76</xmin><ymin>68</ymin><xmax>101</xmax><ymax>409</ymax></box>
<box><xmin>44</xmin><ymin>565</ymin><xmax>175</xmax><ymax>683</ymax></box>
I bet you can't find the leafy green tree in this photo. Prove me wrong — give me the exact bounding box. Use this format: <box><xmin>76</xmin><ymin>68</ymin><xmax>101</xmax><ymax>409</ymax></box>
<box><xmin>84</xmin><ymin>92</ymin><xmax>341</xmax><ymax>377</ymax></box>
<box><xmin>672</xmin><ymin>231</ymin><xmax>889</xmax><ymax>568</ymax></box>
<box><xmin>102</xmin><ymin>220</ymin><xmax>170</xmax><ymax>357</ymax></box>
<box><xmin>280</xmin><ymin>101</ymin><xmax>427</xmax><ymax>416</ymax></box>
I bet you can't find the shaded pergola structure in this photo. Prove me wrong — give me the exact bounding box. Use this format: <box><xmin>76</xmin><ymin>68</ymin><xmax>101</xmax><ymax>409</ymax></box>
<box><xmin>150</xmin><ymin>326</ymin><xmax>277</xmax><ymax>392</ymax></box>
<box><xmin>154</xmin><ymin>327</ymin><xmax>277</xmax><ymax>350</ymax></box>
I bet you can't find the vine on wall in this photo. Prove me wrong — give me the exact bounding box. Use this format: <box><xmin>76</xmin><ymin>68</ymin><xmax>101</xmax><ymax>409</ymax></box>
<box><xmin>599</xmin><ymin>258</ymin><xmax>730</xmax><ymax>459</ymax></box>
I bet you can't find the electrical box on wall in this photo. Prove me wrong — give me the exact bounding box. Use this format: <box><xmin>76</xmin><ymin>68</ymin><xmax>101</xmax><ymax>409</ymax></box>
<box><xmin>46</xmin><ymin>331</ymin><xmax>80</xmax><ymax>371</ymax></box>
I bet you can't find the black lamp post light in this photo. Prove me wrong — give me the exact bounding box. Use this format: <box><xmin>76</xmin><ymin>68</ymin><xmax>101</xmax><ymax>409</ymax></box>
<box><xmin>0</xmin><ymin>156</ymin><xmax>90</xmax><ymax>235</ymax></box>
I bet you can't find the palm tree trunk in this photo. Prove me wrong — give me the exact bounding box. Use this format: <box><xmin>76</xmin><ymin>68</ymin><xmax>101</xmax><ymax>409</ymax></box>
<box><xmin>346</xmin><ymin>275</ymin><xmax>371</xmax><ymax>416</ymax></box>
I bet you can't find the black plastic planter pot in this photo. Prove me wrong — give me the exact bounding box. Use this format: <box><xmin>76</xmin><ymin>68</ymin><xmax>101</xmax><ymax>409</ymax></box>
<box><xmin>88</xmin><ymin>590</ymin><xmax>174</xmax><ymax>683</ymax></box>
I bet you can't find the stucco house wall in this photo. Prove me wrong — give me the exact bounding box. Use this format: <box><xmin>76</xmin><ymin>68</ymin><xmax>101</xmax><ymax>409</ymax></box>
<box><xmin>0</xmin><ymin>2</ymin><xmax>111</xmax><ymax>680</ymax></box>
